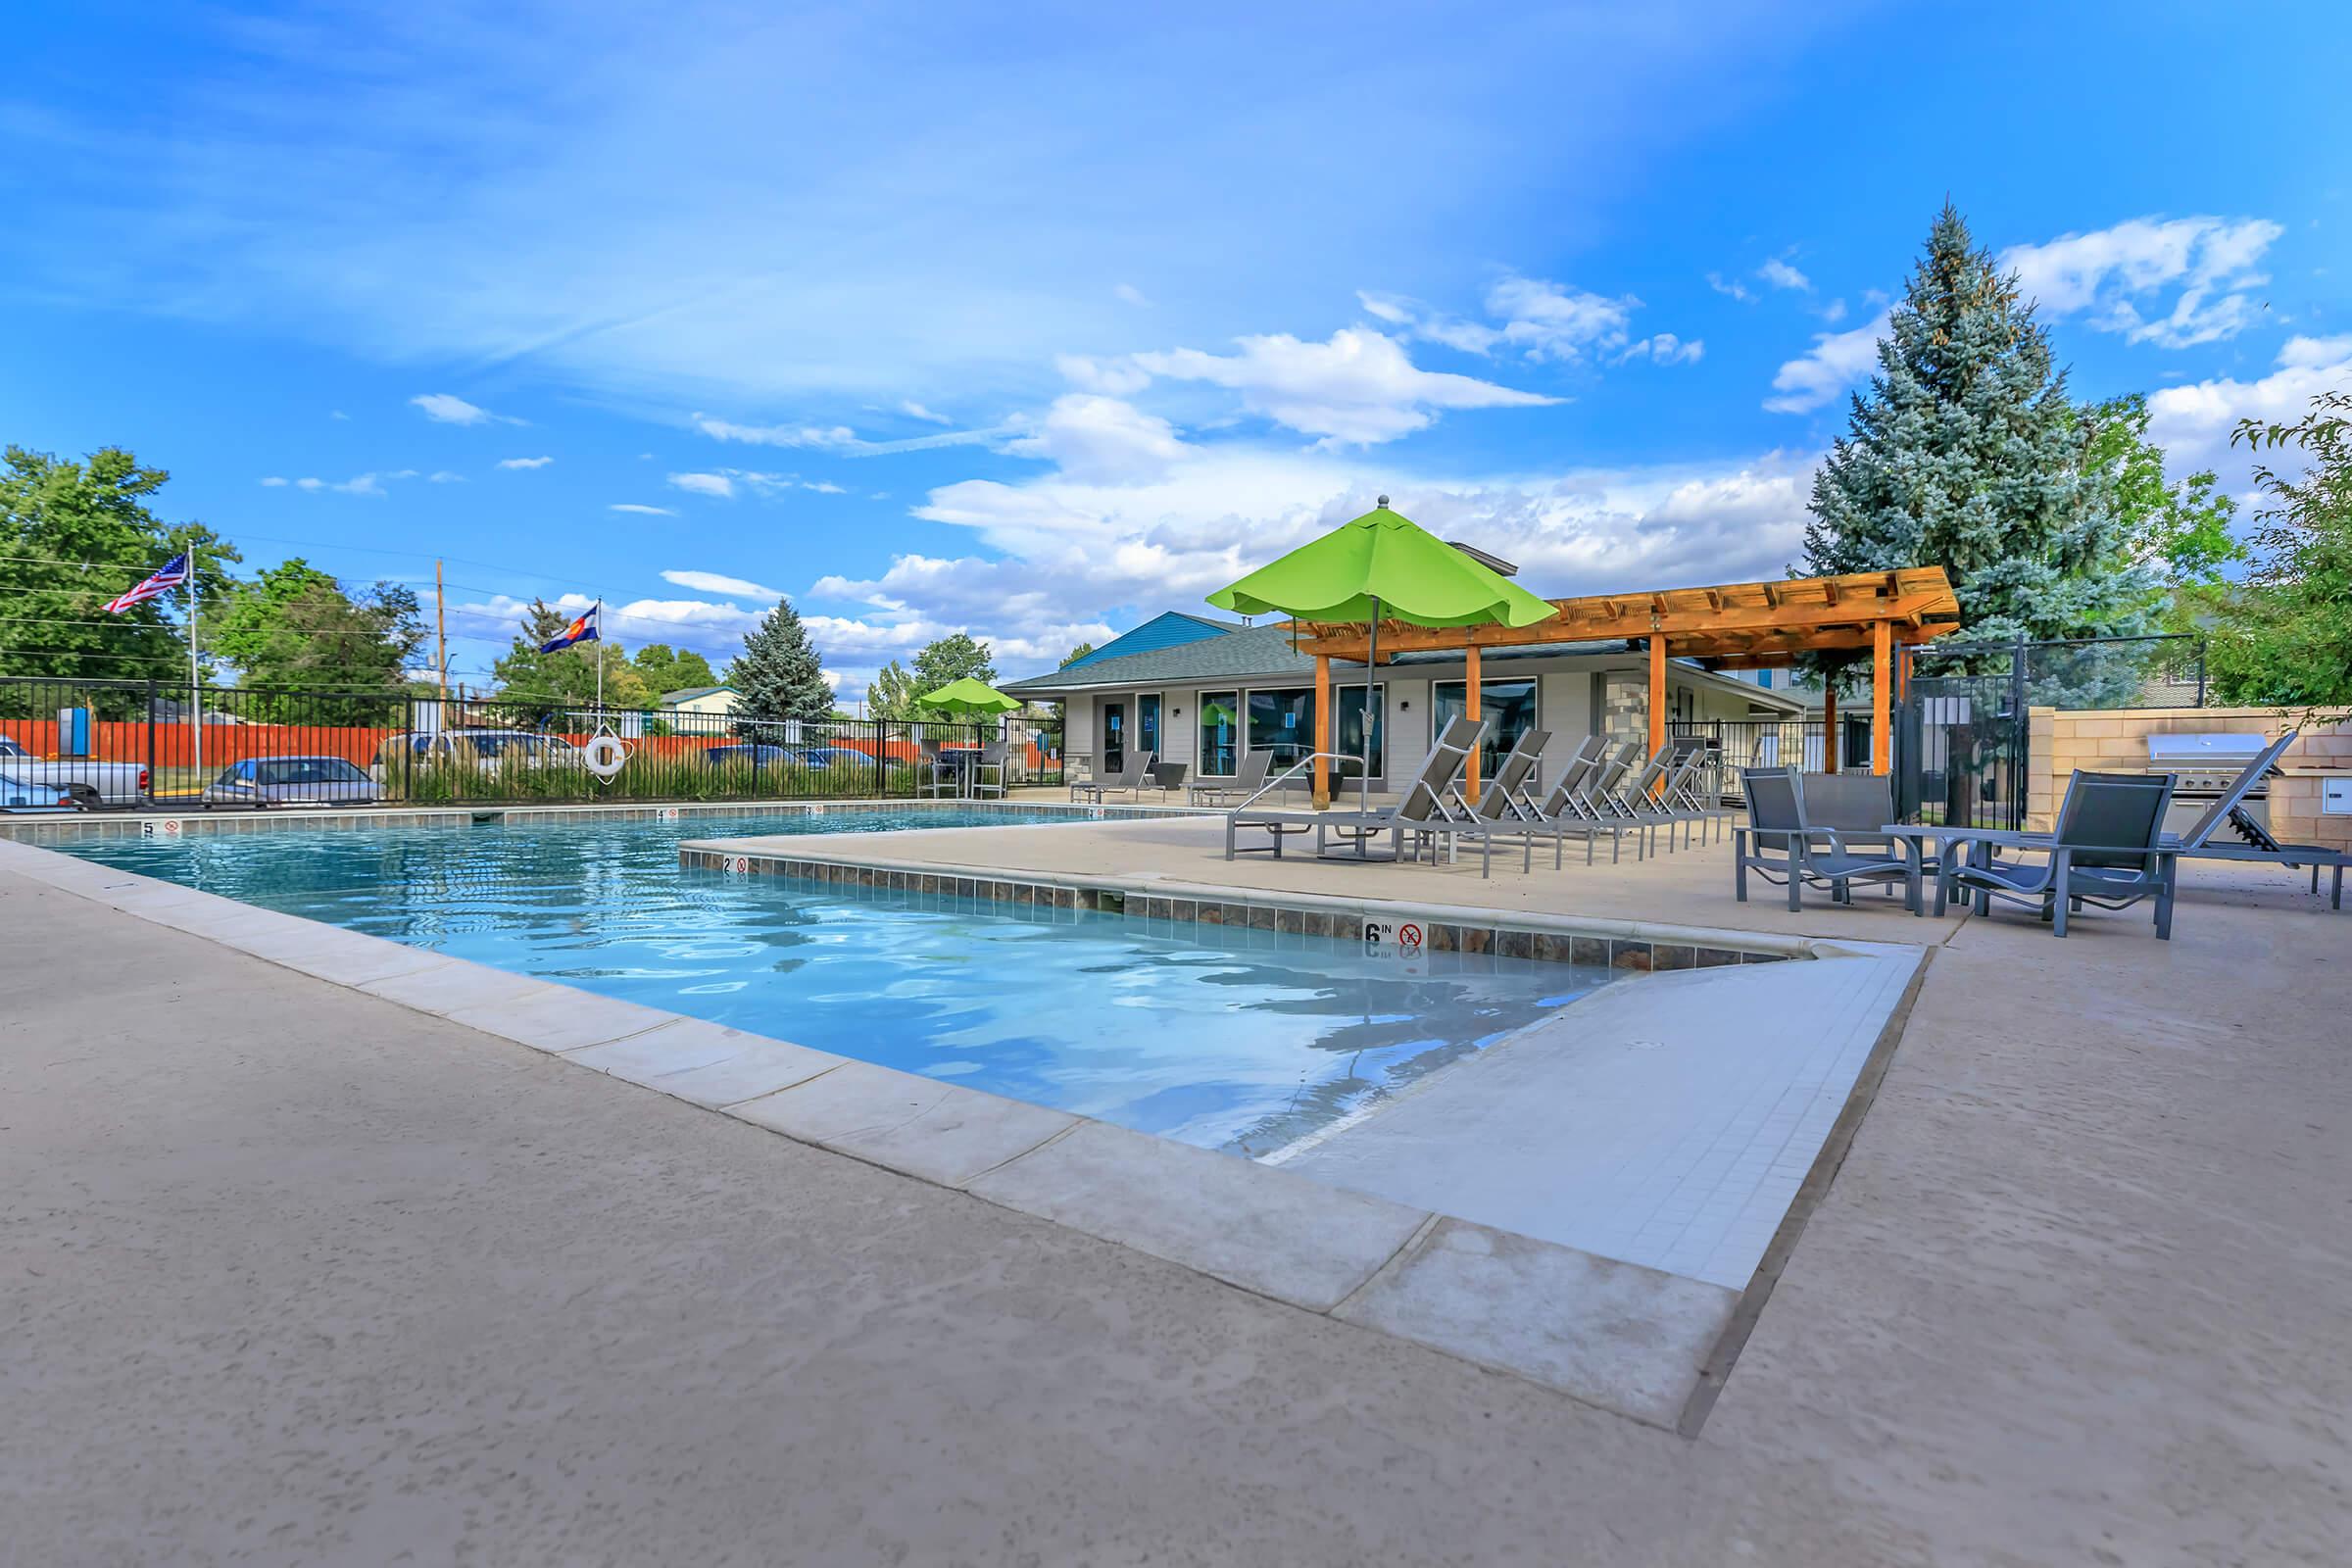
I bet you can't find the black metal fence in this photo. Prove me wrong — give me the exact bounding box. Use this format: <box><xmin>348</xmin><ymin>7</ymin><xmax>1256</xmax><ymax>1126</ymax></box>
<box><xmin>0</xmin><ymin>675</ymin><xmax>1049</xmax><ymax>809</ymax></box>
<box><xmin>1669</xmin><ymin>719</ymin><xmax>1833</xmax><ymax>806</ymax></box>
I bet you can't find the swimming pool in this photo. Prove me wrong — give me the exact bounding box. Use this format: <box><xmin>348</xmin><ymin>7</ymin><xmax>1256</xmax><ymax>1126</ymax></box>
<box><xmin>62</xmin><ymin>809</ymin><xmax>1617</xmax><ymax>1155</ymax></box>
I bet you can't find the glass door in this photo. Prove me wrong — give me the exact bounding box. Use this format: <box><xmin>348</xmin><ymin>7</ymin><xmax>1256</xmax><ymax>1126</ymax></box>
<box><xmin>1102</xmin><ymin>701</ymin><xmax>1126</xmax><ymax>772</ymax></box>
<box><xmin>1136</xmin><ymin>693</ymin><xmax>1162</xmax><ymax>768</ymax></box>
<box><xmin>1198</xmin><ymin>692</ymin><xmax>1239</xmax><ymax>776</ymax></box>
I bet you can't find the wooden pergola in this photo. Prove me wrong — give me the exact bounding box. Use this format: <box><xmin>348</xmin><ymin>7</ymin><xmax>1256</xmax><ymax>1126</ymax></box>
<box><xmin>1295</xmin><ymin>565</ymin><xmax>1961</xmax><ymax>798</ymax></box>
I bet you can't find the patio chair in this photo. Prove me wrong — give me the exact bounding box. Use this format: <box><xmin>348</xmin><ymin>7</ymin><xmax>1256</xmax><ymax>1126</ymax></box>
<box><xmin>1228</xmin><ymin>716</ymin><xmax>1527</xmax><ymax>877</ymax></box>
<box><xmin>967</xmin><ymin>739</ymin><xmax>1009</xmax><ymax>801</ymax></box>
<box><xmin>1945</xmin><ymin>770</ymin><xmax>2178</xmax><ymax>939</ymax></box>
<box><xmin>1735</xmin><ymin>766</ymin><xmax>1922</xmax><ymax>913</ymax></box>
<box><xmin>2161</xmin><ymin>731</ymin><xmax>2345</xmax><ymax>910</ymax></box>
<box><xmin>1616</xmin><ymin>746</ymin><xmax>1713</xmax><ymax>854</ymax></box>
<box><xmin>917</xmin><ymin>738</ymin><xmax>961</xmax><ymax>800</ymax></box>
<box><xmin>1071</xmin><ymin>751</ymin><xmax>1157</xmax><ymax>804</ymax></box>
<box><xmin>1189</xmin><ymin>748</ymin><xmax>1275</xmax><ymax>808</ymax></box>
<box><xmin>1578</xmin><ymin>740</ymin><xmax>1645</xmax><ymax>822</ymax></box>
<box><xmin>1798</xmin><ymin>771</ymin><xmax>1925</xmax><ymax>904</ymax></box>
<box><xmin>1470</xmin><ymin>728</ymin><xmax>1551</xmax><ymax>824</ymax></box>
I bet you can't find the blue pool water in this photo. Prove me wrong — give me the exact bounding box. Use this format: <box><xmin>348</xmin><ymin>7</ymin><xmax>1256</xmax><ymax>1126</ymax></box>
<box><xmin>63</xmin><ymin>809</ymin><xmax>1615</xmax><ymax>1155</ymax></box>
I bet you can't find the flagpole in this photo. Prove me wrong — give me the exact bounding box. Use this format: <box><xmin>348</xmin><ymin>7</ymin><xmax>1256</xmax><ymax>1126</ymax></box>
<box><xmin>188</xmin><ymin>544</ymin><xmax>202</xmax><ymax>784</ymax></box>
<box><xmin>594</xmin><ymin>598</ymin><xmax>604</xmax><ymax>717</ymax></box>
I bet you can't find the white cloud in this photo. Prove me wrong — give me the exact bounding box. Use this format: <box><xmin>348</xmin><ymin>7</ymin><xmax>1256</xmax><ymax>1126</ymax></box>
<box><xmin>259</xmin><ymin>475</ymin><xmax>288</xmax><ymax>487</ymax></box>
<box><xmin>1134</xmin><ymin>327</ymin><xmax>1555</xmax><ymax>447</ymax></box>
<box><xmin>662</xmin><ymin>568</ymin><xmax>781</xmax><ymax>599</ymax></box>
<box><xmin>1114</xmin><ymin>282</ymin><xmax>1153</xmax><ymax>308</ymax></box>
<box><xmin>1764</xmin><ymin>311</ymin><xmax>1889</xmax><ymax>414</ymax></box>
<box><xmin>1001</xmin><ymin>395</ymin><xmax>1194</xmax><ymax>482</ymax></box>
<box><xmin>410</xmin><ymin>391</ymin><xmax>522</xmax><ymax>426</ymax></box>
<box><xmin>900</xmin><ymin>400</ymin><xmax>953</xmax><ymax>425</ymax></box>
<box><xmin>1819</xmin><ymin>298</ymin><xmax>1847</xmax><ymax>324</ymax></box>
<box><xmin>1618</xmin><ymin>333</ymin><xmax>1704</xmax><ymax>366</ymax></box>
<box><xmin>1757</xmin><ymin>258</ymin><xmax>1811</xmax><ymax>292</ymax></box>
<box><xmin>286</xmin><ymin>471</ymin><xmax>394</xmax><ymax>496</ymax></box>
<box><xmin>691</xmin><ymin>414</ymin><xmax>859</xmax><ymax>448</ymax></box>
<box><xmin>498</xmin><ymin>455</ymin><xmax>555</xmax><ymax>469</ymax></box>
<box><xmin>802</xmin><ymin>480</ymin><xmax>847</xmax><ymax>494</ymax></box>
<box><xmin>668</xmin><ymin>471</ymin><xmax>736</xmax><ymax>499</ymax></box>
<box><xmin>1487</xmin><ymin>275</ymin><xmax>1637</xmax><ymax>362</ymax></box>
<box><xmin>1706</xmin><ymin>272</ymin><xmax>1753</xmax><ymax>303</ymax></box>
<box><xmin>1055</xmin><ymin>353</ymin><xmax>1152</xmax><ymax>396</ymax></box>
<box><xmin>427</xmin><ymin>470</ymin><xmax>466</xmax><ymax>483</ymax></box>
<box><xmin>1354</xmin><ymin>290</ymin><xmax>1502</xmax><ymax>355</ymax></box>
<box><xmin>611</xmin><ymin>503</ymin><xmax>677</xmax><ymax>515</ymax></box>
<box><xmin>2000</xmin><ymin>216</ymin><xmax>2284</xmax><ymax>349</ymax></box>
<box><xmin>329</xmin><ymin>410</ymin><xmax>349</xmax><ymax>420</ymax></box>
<box><xmin>2146</xmin><ymin>333</ymin><xmax>2352</xmax><ymax>473</ymax></box>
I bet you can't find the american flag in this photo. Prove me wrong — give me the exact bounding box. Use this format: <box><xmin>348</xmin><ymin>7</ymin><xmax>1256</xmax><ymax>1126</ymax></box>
<box><xmin>101</xmin><ymin>552</ymin><xmax>190</xmax><ymax>614</ymax></box>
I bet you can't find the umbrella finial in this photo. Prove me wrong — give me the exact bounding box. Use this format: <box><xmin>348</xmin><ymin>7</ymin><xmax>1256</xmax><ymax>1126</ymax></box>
<box><xmin>1377</xmin><ymin>494</ymin><xmax>1390</xmax><ymax>508</ymax></box>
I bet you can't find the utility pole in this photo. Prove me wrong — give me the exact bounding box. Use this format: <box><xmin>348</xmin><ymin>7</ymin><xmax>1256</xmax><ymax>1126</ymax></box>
<box><xmin>435</xmin><ymin>559</ymin><xmax>449</xmax><ymax>702</ymax></box>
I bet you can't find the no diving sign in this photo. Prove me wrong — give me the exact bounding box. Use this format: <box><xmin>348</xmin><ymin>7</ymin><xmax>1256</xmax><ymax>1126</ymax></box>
<box><xmin>1361</xmin><ymin>918</ymin><xmax>1425</xmax><ymax>951</ymax></box>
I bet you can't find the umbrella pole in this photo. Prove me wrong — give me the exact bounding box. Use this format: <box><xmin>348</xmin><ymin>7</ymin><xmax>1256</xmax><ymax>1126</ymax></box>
<box><xmin>1363</xmin><ymin>597</ymin><xmax>1377</xmax><ymax>813</ymax></box>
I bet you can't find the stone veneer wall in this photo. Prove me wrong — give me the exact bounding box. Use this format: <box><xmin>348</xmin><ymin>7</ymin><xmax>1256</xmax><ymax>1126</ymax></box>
<box><xmin>2026</xmin><ymin>707</ymin><xmax>2352</xmax><ymax>850</ymax></box>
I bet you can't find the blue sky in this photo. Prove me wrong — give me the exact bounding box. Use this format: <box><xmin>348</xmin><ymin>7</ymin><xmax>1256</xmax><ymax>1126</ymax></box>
<box><xmin>6</xmin><ymin>0</ymin><xmax>2348</xmax><ymax>702</ymax></box>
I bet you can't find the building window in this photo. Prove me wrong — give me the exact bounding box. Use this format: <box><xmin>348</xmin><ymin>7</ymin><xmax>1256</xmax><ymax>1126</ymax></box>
<box><xmin>1433</xmin><ymin>678</ymin><xmax>1538</xmax><ymax>779</ymax></box>
<box><xmin>1243</xmin><ymin>686</ymin><xmax>1384</xmax><ymax>777</ymax></box>
<box><xmin>1246</xmin><ymin>688</ymin><xmax>1314</xmax><ymax>768</ymax></box>
<box><xmin>1331</xmin><ymin>685</ymin><xmax>1385</xmax><ymax>779</ymax></box>
<box><xmin>1198</xmin><ymin>691</ymin><xmax>1239</xmax><ymax>776</ymax></box>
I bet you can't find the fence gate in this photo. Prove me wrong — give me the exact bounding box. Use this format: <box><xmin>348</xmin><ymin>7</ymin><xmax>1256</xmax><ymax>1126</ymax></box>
<box><xmin>1897</xmin><ymin>642</ymin><xmax>2029</xmax><ymax>830</ymax></box>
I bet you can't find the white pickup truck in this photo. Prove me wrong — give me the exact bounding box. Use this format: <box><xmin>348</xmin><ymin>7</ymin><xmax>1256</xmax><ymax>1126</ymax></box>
<box><xmin>0</xmin><ymin>735</ymin><xmax>151</xmax><ymax>808</ymax></box>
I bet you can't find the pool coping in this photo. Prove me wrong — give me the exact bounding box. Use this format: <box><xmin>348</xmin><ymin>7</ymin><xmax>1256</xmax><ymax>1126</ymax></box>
<box><xmin>0</xmin><ymin>795</ymin><xmax>1208</xmax><ymax>844</ymax></box>
<box><xmin>0</xmin><ymin>829</ymin><xmax>1922</xmax><ymax>1434</ymax></box>
<box><xmin>676</xmin><ymin>839</ymin><xmax>1880</xmax><ymax>969</ymax></box>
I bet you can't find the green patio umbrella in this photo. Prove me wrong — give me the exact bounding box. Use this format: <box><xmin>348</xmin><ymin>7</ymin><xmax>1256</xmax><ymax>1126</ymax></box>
<box><xmin>910</xmin><ymin>676</ymin><xmax>1021</xmax><ymax>723</ymax></box>
<box><xmin>1206</xmin><ymin>497</ymin><xmax>1556</xmax><ymax>808</ymax></box>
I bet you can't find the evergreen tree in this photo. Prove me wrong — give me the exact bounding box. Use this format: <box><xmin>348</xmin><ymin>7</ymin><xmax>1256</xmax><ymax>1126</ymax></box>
<box><xmin>909</xmin><ymin>631</ymin><xmax>997</xmax><ymax>693</ymax></box>
<box><xmin>732</xmin><ymin>597</ymin><xmax>833</xmax><ymax>730</ymax></box>
<box><xmin>1800</xmin><ymin>205</ymin><xmax>2151</xmax><ymax>684</ymax></box>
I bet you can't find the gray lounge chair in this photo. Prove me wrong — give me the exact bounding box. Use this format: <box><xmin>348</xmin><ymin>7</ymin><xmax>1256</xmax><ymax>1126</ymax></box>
<box><xmin>1228</xmin><ymin>716</ymin><xmax>1525</xmax><ymax>876</ymax></box>
<box><xmin>1490</xmin><ymin>732</ymin><xmax>1640</xmax><ymax>866</ymax></box>
<box><xmin>1071</xmin><ymin>750</ymin><xmax>1157</xmax><ymax>804</ymax></box>
<box><xmin>1471</xmin><ymin>728</ymin><xmax>1550</xmax><ymax>825</ymax></box>
<box><xmin>1945</xmin><ymin>770</ymin><xmax>2178</xmax><ymax>939</ymax></box>
<box><xmin>2163</xmin><ymin>731</ymin><xmax>2345</xmax><ymax>909</ymax></box>
<box><xmin>1735</xmin><ymin>766</ymin><xmax>1923</xmax><ymax>913</ymax></box>
<box><xmin>1188</xmin><ymin>748</ymin><xmax>1275</xmax><ymax>808</ymax></box>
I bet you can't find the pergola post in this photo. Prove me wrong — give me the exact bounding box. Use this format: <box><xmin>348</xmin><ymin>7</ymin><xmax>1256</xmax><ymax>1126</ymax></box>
<box><xmin>1312</xmin><ymin>653</ymin><xmax>1331</xmax><ymax>808</ymax></box>
<box><xmin>1822</xmin><ymin>679</ymin><xmax>1838</xmax><ymax>774</ymax></box>
<box><xmin>1465</xmin><ymin>645</ymin><xmax>1482</xmax><ymax>805</ymax></box>
<box><xmin>1646</xmin><ymin>633</ymin><xmax>1666</xmax><ymax>776</ymax></box>
<box><xmin>1872</xmin><ymin>619</ymin><xmax>1891</xmax><ymax>776</ymax></box>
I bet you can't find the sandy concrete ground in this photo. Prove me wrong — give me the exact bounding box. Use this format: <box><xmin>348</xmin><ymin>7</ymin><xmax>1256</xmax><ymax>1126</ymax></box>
<box><xmin>4</xmin><ymin>822</ymin><xmax>2349</xmax><ymax>1566</ymax></box>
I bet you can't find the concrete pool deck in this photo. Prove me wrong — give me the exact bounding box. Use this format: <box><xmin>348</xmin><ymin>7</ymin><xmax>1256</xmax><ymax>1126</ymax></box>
<box><xmin>6</xmin><ymin>817</ymin><xmax>2349</xmax><ymax>1562</ymax></box>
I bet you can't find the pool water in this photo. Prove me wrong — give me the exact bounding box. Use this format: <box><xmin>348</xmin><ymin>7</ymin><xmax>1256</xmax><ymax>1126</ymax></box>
<box><xmin>64</xmin><ymin>810</ymin><xmax>1617</xmax><ymax>1155</ymax></box>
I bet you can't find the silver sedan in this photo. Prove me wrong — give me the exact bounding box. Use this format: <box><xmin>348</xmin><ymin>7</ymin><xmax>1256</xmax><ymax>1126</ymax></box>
<box><xmin>202</xmin><ymin>756</ymin><xmax>383</xmax><ymax>808</ymax></box>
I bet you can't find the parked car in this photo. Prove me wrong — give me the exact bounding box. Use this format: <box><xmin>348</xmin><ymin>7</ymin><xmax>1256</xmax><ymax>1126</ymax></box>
<box><xmin>0</xmin><ymin>735</ymin><xmax>150</xmax><ymax>808</ymax></box>
<box><xmin>0</xmin><ymin>769</ymin><xmax>73</xmax><ymax>812</ymax></box>
<box><xmin>704</xmin><ymin>743</ymin><xmax>870</xmax><ymax>770</ymax></box>
<box><xmin>374</xmin><ymin>728</ymin><xmax>586</xmax><ymax>780</ymax></box>
<box><xmin>202</xmin><ymin>756</ymin><xmax>382</xmax><ymax>809</ymax></box>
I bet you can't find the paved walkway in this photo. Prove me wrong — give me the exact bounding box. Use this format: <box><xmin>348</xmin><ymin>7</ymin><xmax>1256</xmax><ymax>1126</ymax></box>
<box><xmin>4</xmin><ymin>831</ymin><xmax>2348</xmax><ymax>1565</ymax></box>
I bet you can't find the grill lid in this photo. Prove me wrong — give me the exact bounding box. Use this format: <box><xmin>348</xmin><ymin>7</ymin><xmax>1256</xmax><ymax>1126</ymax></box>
<box><xmin>2146</xmin><ymin>733</ymin><xmax>2268</xmax><ymax>763</ymax></box>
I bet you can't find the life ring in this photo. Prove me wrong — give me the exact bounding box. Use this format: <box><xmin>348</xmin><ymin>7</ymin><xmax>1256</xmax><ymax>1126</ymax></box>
<box><xmin>582</xmin><ymin>731</ymin><xmax>630</xmax><ymax>781</ymax></box>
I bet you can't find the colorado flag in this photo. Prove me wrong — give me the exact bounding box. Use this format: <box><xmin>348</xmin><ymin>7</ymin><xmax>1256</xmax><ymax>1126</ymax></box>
<box><xmin>539</xmin><ymin>604</ymin><xmax>600</xmax><ymax>652</ymax></box>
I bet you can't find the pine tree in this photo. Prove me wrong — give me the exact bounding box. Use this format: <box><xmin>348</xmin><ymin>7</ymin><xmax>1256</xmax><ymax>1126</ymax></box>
<box><xmin>1801</xmin><ymin>205</ymin><xmax>2151</xmax><ymax>682</ymax></box>
<box><xmin>732</xmin><ymin>597</ymin><xmax>833</xmax><ymax>730</ymax></box>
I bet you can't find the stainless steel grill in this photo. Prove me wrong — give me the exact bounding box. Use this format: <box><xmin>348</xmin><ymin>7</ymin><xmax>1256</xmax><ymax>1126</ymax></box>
<box><xmin>2141</xmin><ymin>733</ymin><xmax>2278</xmax><ymax>838</ymax></box>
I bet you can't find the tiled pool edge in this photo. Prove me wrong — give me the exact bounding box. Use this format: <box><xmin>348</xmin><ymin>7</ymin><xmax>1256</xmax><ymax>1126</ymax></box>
<box><xmin>0</xmin><ymin>833</ymin><xmax>1743</xmax><ymax>1432</ymax></box>
<box><xmin>678</xmin><ymin>841</ymin><xmax>1866</xmax><ymax>971</ymax></box>
<box><xmin>0</xmin><ymin>796</ymin><xmax>1206</xmax><ymax>844</ymax></box>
